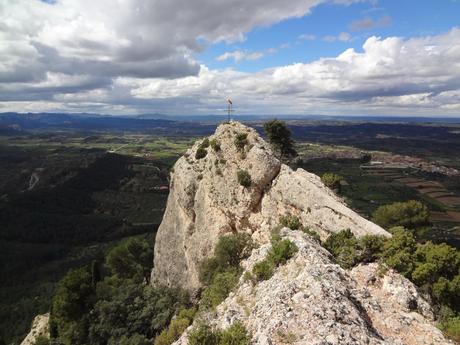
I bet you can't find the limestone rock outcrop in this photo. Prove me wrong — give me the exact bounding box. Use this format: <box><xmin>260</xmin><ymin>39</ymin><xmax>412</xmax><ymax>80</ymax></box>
<box><xmin>153</xmin><ymin>121</ymin><xmax>388</xmax><ymax>292</ymax></box>
<box><xmin>173</xmin><ymin>229</ymin><xmax>453</xmax><ymax>345</ymax></box>
<box><xmin>154</xmin><ymin>122</ymin><xmax>452</xmax><ymax>344</ymax></box>
<box><xmin>20</xmin><ymin>313</ymin><xmax>49</xmax><ymax>345</ymax></box>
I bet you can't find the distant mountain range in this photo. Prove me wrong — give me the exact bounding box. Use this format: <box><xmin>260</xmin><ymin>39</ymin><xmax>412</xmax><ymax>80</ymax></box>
<box><xmin>0</xmin><ymin>112</ymin><xmax>459</xmax><ymax>135</ymax></box>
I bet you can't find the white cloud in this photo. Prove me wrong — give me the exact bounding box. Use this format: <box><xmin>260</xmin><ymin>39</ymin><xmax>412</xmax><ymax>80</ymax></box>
<box><xmin>2</xmin><ymin>0</ymin><xmax>366</xmax><ymax>109</ymax></box>
<box><xmin>127</xmin><ymin>28</ymin><xmax>460</xmax><ymax>115</ymax></box>
<box><xmin>216</xmin><ymin>51</ymin><xmax>265</xmax><ymax>63</ymax></box>
<box><xmin>0</xmin><ymin>0</ymin><xmax>336</xmax><ymax>86</ymax></box>
<box><xmin>0</xmin><ymin>1</ymin><xmax>459</xmax><ymax>116</ymax></box>
<box><xmin>216</xmin><ymin>45</ymin><xmax>285</xmax><ymax>63</ymax></box>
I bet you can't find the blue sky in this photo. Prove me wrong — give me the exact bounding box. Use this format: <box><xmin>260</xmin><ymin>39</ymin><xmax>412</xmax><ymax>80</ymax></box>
<box><xmin>201</xmin><ymin>0</ymin><xmax>460</xmax><ymax>72</ymax></box>
<box><xmin>1</xmin><ymin>0</ymin><xmax>460</xmax><ymax>115</ymax></box>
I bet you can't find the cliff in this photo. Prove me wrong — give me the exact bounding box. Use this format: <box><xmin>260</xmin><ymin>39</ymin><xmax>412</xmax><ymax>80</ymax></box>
<box><xmin>153</xmin><ymin>121</ymin><xmax>388</xmax><ymax>292</ymax></box>
<box><xmin>153</xmin><ymin>122</ymin><xmax>453</xmax><ymax>344</ymax></box>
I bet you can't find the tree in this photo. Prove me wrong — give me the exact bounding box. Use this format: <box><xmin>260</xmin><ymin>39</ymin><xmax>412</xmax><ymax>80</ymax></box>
<box><xmin>106</xmin><ymin>238</ymin><xmax>153</xmax><ymax>283</ymax></box>
<box><xmin>372</xmin><ymin>200</ymin><xmax>431</xmax><ymax>234</ymax></box>
<box><xmin>381</xmin><ymin>227</ymin><xmax>417</xmax><ymax>277</ymax></box>
<box><xmin>88</xmin><ymin>283</ymin><xmax>189</xmax><ymax>344</ymax></box>
<box><xmin>50</xmin><ymin>268</ymin><xmax>95</xmax><ymax>345</ymax></box>
<box><xmin>263</xmin><ymin>120</ymin><xmax>296</xmax><ymax>158</ymax></box>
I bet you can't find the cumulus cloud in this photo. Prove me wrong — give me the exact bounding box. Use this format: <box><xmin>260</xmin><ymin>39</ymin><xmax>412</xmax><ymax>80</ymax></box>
<box><xmin>128</xmin><ymin>28</ymin><xmax>460</xmax><ymax>115</ymax></box>
<box><xmin>0</xmin><ymin>0</ymin><xmax>329</xmax><ymax>84</ymax></box>
<box><xmin>1</xmin><ymin>1</ymin><xmax>459</xmax><ymax>115</ymax></box>
<box><xmin>1</xmin><ymin>0</ymin><xmax>370</xmax><ymax>107</ymax></box>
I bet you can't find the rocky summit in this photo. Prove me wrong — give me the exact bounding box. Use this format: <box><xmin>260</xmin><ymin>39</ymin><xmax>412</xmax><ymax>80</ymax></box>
<box><xmin>153</xmin><ymin>122</ymin><xmax>453</xmax><ymax>344</ymax></box>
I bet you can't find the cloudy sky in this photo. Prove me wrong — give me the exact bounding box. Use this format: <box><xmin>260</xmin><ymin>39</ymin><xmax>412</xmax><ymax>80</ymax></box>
<box><xmin>1</xmin><ymin>0</ymin><xmax>460</xmax><ymax>116</ymax></box>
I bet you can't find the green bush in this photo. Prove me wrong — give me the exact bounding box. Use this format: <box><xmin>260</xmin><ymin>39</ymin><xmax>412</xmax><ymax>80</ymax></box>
<box><xmin>188</xmin><ymin>322</ymin><xmax>250</xmax><ymax>345</ymax></box>
<box><xmin>268</xmin><ymin>239</ymin><xmax>299</xmax><ymax>266</ymax></box>
<box><xmin>50</xmin><ymin>267</ymin><xmax>95</xmax><ymax>345</ymax></box>
<box><xmin>320</xmin><ymin>226</ymin><xmax>460</xmax><ymax>334</ymax></box>
<box><xmin>118</xmin><ymin>334</ymin><xmax>150</xmax><ymax>345</ymax></box>
<box><xmin>279</xmin><ymin>214</ymin><xmax>301</xmax><ymax>230</ymax></box>
<box><xmin>252</xmin><ymin>238</ymin><xmax>298</xmax><ymax>281</ymax></box>
<box><xmin>440</xmin><ymin>316</ymin><xmax>460</xmax><ymax>343</ymax></box>
<box><xmin>324</xmin><ymin>230</ymin><xmax>386</xmax><ymax>269</ymax></box>
<box><xmin>200</xmin><ymin>270</ymin><xmax>240</xmax><ymax>310</ymax></box>
<box><xmin>88</xmin><ymin>283</ymin><xmax>189</xmax><ymax>344</ymax></box>
<box><xmin>234</xmin><ymin>133</ymin><xmax>248</xmax><ymax>152</ymax></box>
<box><xmin>106</xmin><ymin>238</ymin><xmax>153</xmax><ymax>283</ymax></box>
<box><xmin>321</xmin><ymin>173</ymin><xmax>343</xmax><ymax>191</ymax></box>
<box><xmin>323</xmin><ymin>229</ymin><xmax>358</xmax><ymax>269</ymax></box>
<box><xmin>34</xmin><ymin>336</ymin><xmax>50</xmax><ymax>345</ymax></box>
<box><xmin>201</xmin><ymin>138</ymin><xmax>210</xmax><ymax>148</ymax></box>
<box><xmin>381</xmin><ymin>227</ymin><xmax>417</xmax><ymax>277</ymax></box>
<box><xmin>358</xmin><ymin>235</ymin><xmax>386</xmax><ymax>263</ymax></box>
<box><xmin>195</xmin><ymin>139</ymin><xmax>210</xmax><ymax>159</ymax></box>
<box><xmin>154</xmin><ymin>308</ymin><xmax>196</xmax><ymax>345</ymax></box>
<box><xmin>195</xmin><ymin>147</ymin><xmax>207</xmax><ymax>160</ymax></box>
<box><xmin>237</xmin><ymin>170</ymin><xmax>251</xmax><ymax>188</ymax></box>
<box><xmin>210</xmin><ymin>139</ymin><xmax>221</xmax><ymax>152</ymax></box>
<box><xmin>199</xmin><ymin>233</ymin><xmax>254</xmax><ymax>285</ymax></box>
<box><xmin>198</xmin><ymin>233</ymin><xmax>254</xmax><ymax>310</ymax></box>
<box><xmin>372</xmin><ymin>200</ymin><xmax>430</xmax><ymax>234</ymax></box>
<box><xmin>189</xmin><ymin>324</ymin><xmax>220</xmax><ymax>345</ymax></box>
<box><xmin>252</xmin><ymin>260</ymin><xmax>275</xmax><ymax>281</ymax></box>
<box><xmin>302</xmin><ymin>227</ymin><xmax>321</xmax><ymax>242</ymax></box>
<box><xmin>219</xmin><ymin>322</ymin><xmax>251</xmax><ymax>345</ymax></box>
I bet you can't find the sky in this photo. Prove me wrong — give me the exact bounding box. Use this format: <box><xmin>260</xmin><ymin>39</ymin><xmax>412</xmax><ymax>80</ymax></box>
<box><xmin>1</xmin><ymin>0</ymin><xmax>460</xmax><ymax>116</ymax></box>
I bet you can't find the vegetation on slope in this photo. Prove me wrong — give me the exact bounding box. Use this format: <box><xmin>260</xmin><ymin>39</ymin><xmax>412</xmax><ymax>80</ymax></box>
<box><xmin>44</xmin><ymin>237</ymin><xmax>190</xmax><ymax>345</ymax></box>
<box><xmin>199</xmin><ymin>233</ymin><xmax>254</xmax><ymax>310</ymax></box>
<box><xmin>189</xmin><ymin>322</ymin><xmax>250</xmax><ymax>345</ymax></box>
<box><xmin>372</xmin><ymin>200</ymin><xmax>431</xmax><ymax>235</ymax></box>
<box><xmin>251</xmin><ymin>237</ymin><xmax>298</xmax><ymax>282</ymax></box>
<box><xmin>324</xmin><ymin>227</ymin><xmax>460</xmax><ymax>341</ymax></box>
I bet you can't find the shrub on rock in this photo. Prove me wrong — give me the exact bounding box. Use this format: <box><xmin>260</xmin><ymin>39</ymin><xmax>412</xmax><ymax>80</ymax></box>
<box><xmin>237</xmin><ymin>170</ymin><xmax>251</xmax><ymax>187</ymax></box>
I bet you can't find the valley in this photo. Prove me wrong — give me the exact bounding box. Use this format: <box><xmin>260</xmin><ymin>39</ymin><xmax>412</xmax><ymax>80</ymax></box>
<box><xmin>1</xmin><ymin>115</ymin><xmax>460</xmax><ymax>343</ymax></box>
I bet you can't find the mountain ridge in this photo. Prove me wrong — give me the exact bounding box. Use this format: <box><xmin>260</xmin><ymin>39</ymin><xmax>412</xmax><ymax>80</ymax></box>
<box><xmin>152</xmin><ymin>121</ymin><xmax>453</xmax><ymax>344</ymax></box>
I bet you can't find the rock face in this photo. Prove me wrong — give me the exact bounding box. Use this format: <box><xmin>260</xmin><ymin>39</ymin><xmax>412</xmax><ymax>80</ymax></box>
<box><xmin>154</xmin><ymin>122</ymin><xmax>452</xmax><ymax>344</ymax></box>
<box><xmin>153</xmin><ymin>121</ymin><xmax>388</xmax><ymax>292</ymax></box>
<box><xmin>173</xmin><ymin>229</ymin><xmax>452</xmax><ymax>345</ymax></box>
<box><xmin>174</xmin><ymin>228</ymin><xmax>452</xmax><ymax>345</ymax></box>
<box><xmin>20</xmin><ymin>313</ymin><xmax>49</xmax><ymax>345</ymax></box>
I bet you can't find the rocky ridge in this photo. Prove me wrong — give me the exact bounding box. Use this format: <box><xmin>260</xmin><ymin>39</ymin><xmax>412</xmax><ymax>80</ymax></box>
<box><xmin>173</xmin><ymin>229</ymin><xmax>452</xmax><ymax>345</ymax></box>
<box><xmin>153</xmin><ymin>121</ymin><xmax>388</xmax><ymax>292</ymax></box>
<box><xmin>153</xmin><ymin>121</ymin><xmax>452</xmax><ymax>344</ymax></box>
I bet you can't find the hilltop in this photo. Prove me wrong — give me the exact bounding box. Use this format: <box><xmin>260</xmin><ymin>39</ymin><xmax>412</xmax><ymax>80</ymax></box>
<box><xmin>153</xmin><ymin>122</ymin><xmax>452</xmax><ymax>344</ymax></box>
